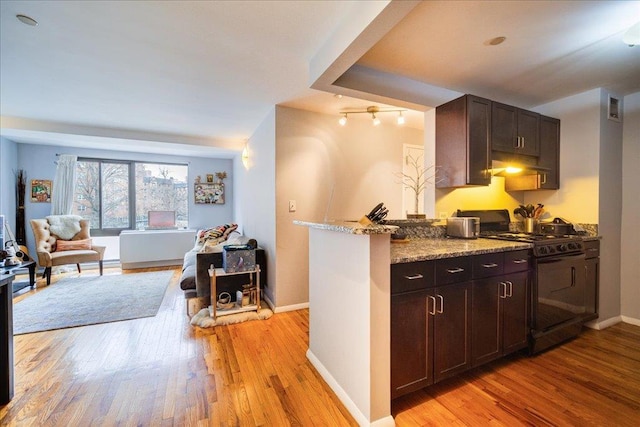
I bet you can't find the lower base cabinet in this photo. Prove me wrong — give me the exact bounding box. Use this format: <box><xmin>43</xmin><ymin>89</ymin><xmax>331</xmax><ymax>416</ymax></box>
<box><xmin>472</xmin><ymin>272</ymin><xmax>529</xmax><ymax>367</ymax></box>
<box><xmin>391</xmin><ymin>290</ymin><xmax>433</xmax><ymax>398</ymax></box>
<box><xmin>391</xmin><ymin>250</ymin><xmax>531</xmax><ymax>400</ymax></box>
<box><xmin>390</xmin><ymin>281</ymin><xmax>472</xmax><ymax>399</ymax></box>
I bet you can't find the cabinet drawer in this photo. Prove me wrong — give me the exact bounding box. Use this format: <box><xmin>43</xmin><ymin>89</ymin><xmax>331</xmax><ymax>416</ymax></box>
<box><xmin>472</xmin><ymin>253</ymin><xmax>504</xmax><ymax>279</ymax></box>
<box><xmin>504</xmin><ymin>250</ymin><xmax>531</xmax><ymax>273</ymax></box>
<box><xmin>584</xmin><ymin>240</ymin><xmax>600</xmax><ymax>259</ymax></box>
<box><xmin>392</xmin><ymin>261</ymin><xmax>435</xmax><ymax>294</ymax></box>
<box><xmin>435</xmin><ymin>257</ymin><xmax>471</xmax><ymax>285</ymax></box>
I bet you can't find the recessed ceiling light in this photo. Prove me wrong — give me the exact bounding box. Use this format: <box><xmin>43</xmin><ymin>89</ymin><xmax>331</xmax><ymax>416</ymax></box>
<box><xmin>16</xmin><ymin>14</ymin><xmax>38</xmax><ymax>26</ymax></box>
<box><xmin>486</xmin><ymin>36</ymin><xmax>506</xmax><ymax>46</ymax></box>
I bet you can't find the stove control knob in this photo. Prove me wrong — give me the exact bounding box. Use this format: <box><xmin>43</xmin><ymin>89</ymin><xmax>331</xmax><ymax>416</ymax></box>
<box><xmin>558</xmin><ymin>244</ymin><xmax>567</xmax><ymax>252</ymax></box>
<box><xmin>539</xmin><ymin>247</ymin><xmax>547</xmax><ymax>255</ymax></box>
<box><xmin>568</xmin><ymin>243</ymin><xmax>576</xmax><ymax>250</ymax></box>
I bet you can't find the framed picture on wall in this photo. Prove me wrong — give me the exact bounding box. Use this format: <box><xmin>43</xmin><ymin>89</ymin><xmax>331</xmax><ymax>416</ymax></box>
<box><xmin>30</xmin><ymin>179</ymin><xmax>52</xmax><ymax>203</ymax></box>
<box><xmin>194</xmin><ymin>183</ymin><xmax>224</xmax><ymax>204</ymax></box>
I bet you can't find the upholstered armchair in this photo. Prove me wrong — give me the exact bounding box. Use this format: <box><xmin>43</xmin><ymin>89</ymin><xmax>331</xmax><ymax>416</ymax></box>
<box><xmin>30</xmin><ymin>218</ymin><xmax>105</xmax><ymax>285</ymax></box>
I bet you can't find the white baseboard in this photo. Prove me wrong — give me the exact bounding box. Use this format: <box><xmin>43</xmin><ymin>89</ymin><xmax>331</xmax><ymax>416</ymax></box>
<box><xmin>621</xmin><ymin>316</ymin><xmax>640</xmax><ymax>326</ymax></box>
<box><xmin>585</xmin><ymin>316</ymin><xmax>622</xmax><ymax>330</ymax></box>
<box><xmin>306</xmin><ymin>350</ymin><xmax>395</xmax><ymax>427</ymax></box>
<box><xmin>273</xmin><ymin>302</ymin><xmax>309</xmax><ymax>313</ymax></box>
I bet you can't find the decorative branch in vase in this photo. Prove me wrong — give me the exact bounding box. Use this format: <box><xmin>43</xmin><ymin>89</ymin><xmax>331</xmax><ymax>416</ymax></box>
<box><xmin>394</xmin><ymin>153</ymin><xmax>441</xmax><ymax>219</ymax></box>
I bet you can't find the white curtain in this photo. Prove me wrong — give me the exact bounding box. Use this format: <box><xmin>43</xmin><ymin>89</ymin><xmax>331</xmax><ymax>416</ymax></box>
<box><xmin>51</xmin><ymin>154</ymin><xmax>78</xmax><ymax>215</ymax></box>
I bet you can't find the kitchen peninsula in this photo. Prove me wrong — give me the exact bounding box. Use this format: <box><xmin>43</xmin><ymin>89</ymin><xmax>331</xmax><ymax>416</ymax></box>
<box><xmin>295</xmin><ymin>220</ymin><xmax>532</xmax><ymax>426</ymax></box>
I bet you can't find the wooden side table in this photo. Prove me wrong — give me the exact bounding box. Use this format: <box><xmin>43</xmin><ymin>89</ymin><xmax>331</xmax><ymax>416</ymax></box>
<box><xmin>208</xmin><ymin>265</ymin><xmax>261</xmax><ymax>321</ymax></box>
<box><xmin>1</xmin><ymin>260</ymin><xmax>36</xmax><ymax>289</ymax></box>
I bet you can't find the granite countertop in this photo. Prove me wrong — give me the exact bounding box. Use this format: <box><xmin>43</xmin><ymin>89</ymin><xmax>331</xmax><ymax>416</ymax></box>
<box><xmin>391</xmin><ymin>238</ymin><xmax>533</xmax><ymax>264</ymax></box>
<box><xmin>294</xmin><ymin>220</ymin><xmax>398</xmax><ymax>235</ymax></box>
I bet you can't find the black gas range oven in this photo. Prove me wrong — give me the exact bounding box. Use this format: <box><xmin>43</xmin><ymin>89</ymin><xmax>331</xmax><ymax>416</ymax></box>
<box><xmin>457</xmin><ymin>209</ymin><xmax>594</xmax><ymax>354</ymax></box>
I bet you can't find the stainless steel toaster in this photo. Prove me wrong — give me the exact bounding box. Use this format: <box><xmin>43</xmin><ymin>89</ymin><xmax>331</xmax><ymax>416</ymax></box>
<box><xmin>447</xmin><ymin>217</ymin><xmax>480</xmax><ymax>239</ymax></box>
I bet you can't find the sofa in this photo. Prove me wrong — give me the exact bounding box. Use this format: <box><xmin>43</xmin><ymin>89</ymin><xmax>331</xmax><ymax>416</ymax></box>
<box><xmin>179</xmin><ymin>225</ymin><xmax>267</xmax><ymax>315</ymax></box>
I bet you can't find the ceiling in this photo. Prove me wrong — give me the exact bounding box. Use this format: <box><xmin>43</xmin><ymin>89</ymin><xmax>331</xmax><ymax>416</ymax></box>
<box><xmin>1</xmin><ymin>1</ymin><xmax>639</xmax><ymax>157</ymax></box>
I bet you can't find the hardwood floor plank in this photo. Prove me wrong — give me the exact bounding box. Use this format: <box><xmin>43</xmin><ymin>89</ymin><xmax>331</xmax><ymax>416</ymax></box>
<box><xmin>2</xmin><ymin>266</ymin><xmax>640</xmax><ymax>426</ymax></box>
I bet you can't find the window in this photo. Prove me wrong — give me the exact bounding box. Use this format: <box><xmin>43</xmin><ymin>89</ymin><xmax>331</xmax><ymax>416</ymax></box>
<box><xmin>72</xmin><ymin>159</ymin><xmax>188</xmax><ymax>235</ymax></box>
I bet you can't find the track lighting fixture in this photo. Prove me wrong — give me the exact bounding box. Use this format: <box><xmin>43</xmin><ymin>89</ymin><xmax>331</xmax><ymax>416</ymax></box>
<box><xmin>338</xmin><ymin>106</ymin><xmax>407</xmax><ymax>127</ymax></box>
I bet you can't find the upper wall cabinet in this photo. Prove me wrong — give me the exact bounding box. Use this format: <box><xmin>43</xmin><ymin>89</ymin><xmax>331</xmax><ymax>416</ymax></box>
<box><xmin>504</xmin><ymin>114</ymin><xmax>560</xmax><ymax>191</ymax></box>
<box><xmin>537</xmin><ymin>115</ymin><xmax>560</xmax><ymax>189</ymax></box>
<box><xmin>436</xmin><ymin>95</ymin><xmax>492</xmax><ymax>188</ymax></box>
<box><xmin>491</xmin><ymin>102</ymin><xmax>540</xmax><ymax>157</ymax></box>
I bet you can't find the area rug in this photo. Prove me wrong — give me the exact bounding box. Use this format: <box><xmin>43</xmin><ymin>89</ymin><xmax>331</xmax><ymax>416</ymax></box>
<box><xmin>13</xmin><ymin>270</ymin><xmax>174</xmax><ymax>335</ymax></box>
<box><xmin>190</xmin><ymin>302</ymin><xmax>273</xmax><ymax>328</ymax></box>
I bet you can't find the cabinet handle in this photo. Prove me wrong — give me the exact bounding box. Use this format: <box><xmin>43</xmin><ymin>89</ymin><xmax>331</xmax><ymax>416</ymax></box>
<box><xmin>587</xmin><ymin>248</ymin><xmax>598</xmax><ymax>253</ymax></box>
<box><xmin>427</xmin><ymin>295</ymin><xmax>436</xmax><ymax>316</ymax></box>
<box><xmin>499</xmin><ymin>282</ymin><xmax>507</xmax><ymax>299</ymax></box>
<box><xmin>541</xmin><ymin>173</ymin><xmax>547</xmax><ymax>185</ymax></box>
<box><xmin>506</xmin><ymin>280</ymin><xmax>513</xmax><ymax>297</ymax></box>
<box><xmin>403</xmin><ymin>274</ymin><xmax>423</xmax><ymax>280</ymax></box>
<box><xmin>446</xmin><ymin>268</ymin><xmax>465</xmax><ymax>274</ymax></box>
<box><xmin>521</xmin><ymin>137</ymin><xmax>525</xmax><ymax>148</ymax></box>
<box><xmin>515</xmin><ymin>136</ymin><xmax>521</xmax><ymax>148</ymax></box>
<box><xmin>482</xmin><ymin>263</ymin><xmax>498</xmax><ymax>268</ymax></box>
<box><xmin>513</xmin><ymin>259</ymin><xmax>528</xmax><ymax>264</ymax></box>
<box><xmin>571</xmin><ymin>267</ymin><xmax>576</xmax><ymax>287</ymax></box>
<box><xmin>436</xmin><ymin>294</ymin><xmax>444</xmax><ymax>314</ymax></box>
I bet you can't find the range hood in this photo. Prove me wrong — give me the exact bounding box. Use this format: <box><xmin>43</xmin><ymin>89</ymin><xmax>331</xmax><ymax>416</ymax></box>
<box><xmin>490</xmin><ymin>159</ymin><xmax>552</xmax><ymax>191</ymax></box>
<box><xmin>490</xmin><ymin>160</ymin><xmax>551</xmax><ymax>177</ymax></box>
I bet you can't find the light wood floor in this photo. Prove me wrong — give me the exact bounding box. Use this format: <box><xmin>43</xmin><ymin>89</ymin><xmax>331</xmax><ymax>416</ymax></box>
<box><xmin>2</xmin><ymin>267</ymin><xmax>640</xmax><ymax>426</ymax></box>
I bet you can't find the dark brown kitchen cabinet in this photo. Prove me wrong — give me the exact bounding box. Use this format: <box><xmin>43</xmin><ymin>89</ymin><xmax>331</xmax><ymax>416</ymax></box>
<box><xmin>537</xmin><ymin>115</ymin><xmax>560</xmax><ymax>189</ymax></box>
<box><xmin>492</xmin><ymin>102</ymin><xmax>540</xmax><ymax>157</ymax></box>
<box><xmin>472</xmin><ymin>251</ymin><xmax>529</xmax><ymax>367</ymax></box>
<box><xmin>391</xmin><ymin>289</ymin><xmax>433</xmax><ymax>399</ymax></box>
<box><xmin>391</xmin><ymin>250</ymin><xmax>531</xmax><ymax>399</ymax></box>
<box><xmin>433</xmin><ymin>281</ymin><xmax>472</xmax><ymax>382</ymax></box>
<box><xmin>391</xmin><ymin>261</ymin><xmax>435</xmax><ymax>399</ymax></box>
<box><xmin>583</xmin><ymin>240</ymin><xmax>600</xmax><ymax>322</ymax></box>
<box><xmin>436</xmin><ymin>95</ymin><xmax>492</xmax><ymax>188</ymax></box>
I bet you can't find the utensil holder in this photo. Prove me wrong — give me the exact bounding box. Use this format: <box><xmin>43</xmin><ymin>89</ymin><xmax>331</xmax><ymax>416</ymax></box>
<box><xmin>524</xmin><ymin>218</ymin><xmax>538</xmax><ymax>233</ymax></box>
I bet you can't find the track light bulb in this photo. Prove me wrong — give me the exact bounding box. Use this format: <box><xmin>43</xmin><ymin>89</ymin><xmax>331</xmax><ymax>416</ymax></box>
<box><xmin>372</xmin><ymin>114</ymin><xmax>381</xmax><ymax>126</ymax></box>
<box><xmin>339</xmin><ymin>114</ymin><xmax>347</xmax><ymax>126</ymax></box>
<box><xmin>397</xmin><ymin>111</ymin><xmax>405</xmax><ymax>125</ymax></box>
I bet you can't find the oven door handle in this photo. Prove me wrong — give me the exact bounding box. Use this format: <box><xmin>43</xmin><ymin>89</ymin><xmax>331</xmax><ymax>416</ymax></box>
<box><xmin>537</xmin><ymin>253</ymin><xmax>586</xmax><ymax>264</ymax></box>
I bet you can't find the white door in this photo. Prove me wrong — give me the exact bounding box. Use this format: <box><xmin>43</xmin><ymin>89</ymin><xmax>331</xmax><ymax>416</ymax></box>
<box><xmin>402</xmin><ymin>144</ymin><xmax>425</xmax><ymax>218</ymax></box>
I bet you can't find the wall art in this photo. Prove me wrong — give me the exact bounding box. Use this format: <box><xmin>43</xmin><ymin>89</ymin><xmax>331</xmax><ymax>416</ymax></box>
<box><xmin>30</xmin><ymin>179</ymin><xmax>52</xmax><ymax>203</ymax></box>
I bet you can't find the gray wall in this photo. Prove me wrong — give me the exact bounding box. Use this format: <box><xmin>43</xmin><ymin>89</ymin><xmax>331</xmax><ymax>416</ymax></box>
<box><xmin>0</xmin><ymin>137</ymin><xmax>18</xmax><ymax>244</ymax></box>
<box><xmin>7</xmin><ymin>142</ymin><xmax>234</xmax><ymax>257</ymax></box>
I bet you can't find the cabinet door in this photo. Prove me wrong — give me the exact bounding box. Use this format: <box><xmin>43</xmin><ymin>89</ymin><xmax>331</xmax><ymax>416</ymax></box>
<box><xmin>538</xmin><ymin>115</ymin><xmax>560</xmax><ymax>189</ymax></box>
<box><xmin>467</xmin><ymin>95</ymin><xmax>492</xmax><ymax>185</ymax></box>
<box><xmin>434</xmin><ymin>282</ymin><xmax>472</xmax><ymax>382</ymax></box>
<box><xmin>491</xmin><ymin>102</ymin><xmax>518</xmax><ymax>153</ymax></box>
<box><xmin>517</xmin><ymin>109</ymin><xmax>540</xmax><ymax>156</ymax></box>
<box><xmin>584</xmin><ymin>258</ymin><xmax>599</xmax><ymax>322</ymax></box>
<box><xmin>436</xmin><ymin>95</ymin><xmax>491</xmax><ymax>188</ymax></box>
<box><xmin>471</xmin><ymin>278</ymin><xmax>502</xmax><ymax>366</ymax></box>
<box><xmin>502</xmin><ymin>271</ymin><xmax>529</xmax><ymax>355</ymax></box>
<box><xmin>391</xmin><ymin>290</ymin><xmax>433</xmax><ymax>398</ymax></box>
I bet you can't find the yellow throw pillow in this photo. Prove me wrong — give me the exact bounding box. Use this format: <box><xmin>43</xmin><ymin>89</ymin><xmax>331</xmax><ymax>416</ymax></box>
<box><xmin>56</xmin><ymin>238</ymin><xmax>92</xmax><ymax>252</ymax></box>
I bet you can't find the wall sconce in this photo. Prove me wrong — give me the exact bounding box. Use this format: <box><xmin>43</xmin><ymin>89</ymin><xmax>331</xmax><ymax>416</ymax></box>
<box><xmin>338</xmin><ymin>106</ymin><xmax>407</xmax><ymax>126</ymax></box>
<box><xmin>241</xmin><ymin>143</ymin><xmax>250</xmax><ymax>169</ymax></box>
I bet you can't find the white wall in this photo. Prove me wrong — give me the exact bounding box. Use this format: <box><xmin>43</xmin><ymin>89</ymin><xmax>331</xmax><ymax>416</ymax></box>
<box><xmin>621</xmin><ymin>92</ymin><xmax>640</xmax><ymax>322</ymax></box>
<box><xmin>528</xmin><ymin>88</ymin><xmax>601</xmax><ymax>223</ymax></box>
<box><xmin>0</xmin><ymin>137</ymin><xmax>18</xmax><ymax>238</ymax></box>
<box><xmin>596</xmin><ymin>89</ymin><xmax>623</xmax><ymax>324</ymax></box>
<box><xmin>275</xmin><ymin>106</ymin><xmax>422</xmax><ymax>308</ymax></box>
<box><xmin>234</xmin><ymin>109</ymin><xmax>277</xmax><ymax>305</ymax></box>
<box><xmin>532</xmin><ymin>87</ymin><xmax>626</xmax><ymax>325</ymax></box>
